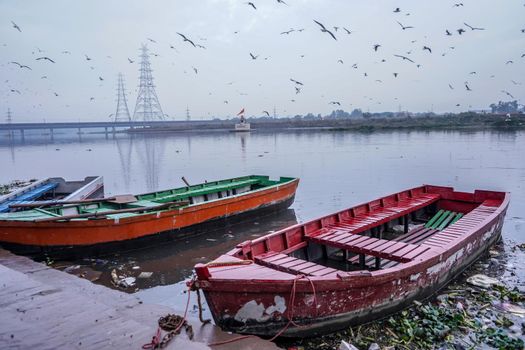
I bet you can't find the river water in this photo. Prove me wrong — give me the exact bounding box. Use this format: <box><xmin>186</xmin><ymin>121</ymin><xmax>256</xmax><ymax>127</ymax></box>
<box><xmin>1</xmin><ymin>129</ymin><xmax>524</xmax><ymax>321</ymax></box>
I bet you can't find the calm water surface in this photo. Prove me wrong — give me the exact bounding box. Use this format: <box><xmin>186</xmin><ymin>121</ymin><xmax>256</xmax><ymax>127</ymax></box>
<box><xmin>1</xmin><ymin>130</ymin><xmax>524</xmax><ymax>313</ymax></box>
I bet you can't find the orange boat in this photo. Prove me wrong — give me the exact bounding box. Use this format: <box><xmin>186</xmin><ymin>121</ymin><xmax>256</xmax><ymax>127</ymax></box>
<box><xmin>0</xmin><ymin>175</ymin><xmax>299</xmax><ymax>258</ymax></box>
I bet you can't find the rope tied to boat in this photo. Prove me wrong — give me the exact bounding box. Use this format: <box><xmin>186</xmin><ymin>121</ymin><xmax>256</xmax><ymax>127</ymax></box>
<box><xmin>188</xmin><ymin>279</ymin><xmax>212</xmax><ymax>324</ymax></box>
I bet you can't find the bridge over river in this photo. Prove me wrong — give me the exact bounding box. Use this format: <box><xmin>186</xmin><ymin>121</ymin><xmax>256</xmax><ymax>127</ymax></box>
<box><xmin>0</xmin><ymin>120</ymin><xmax>232</xmax><ymax>140</ymax></box>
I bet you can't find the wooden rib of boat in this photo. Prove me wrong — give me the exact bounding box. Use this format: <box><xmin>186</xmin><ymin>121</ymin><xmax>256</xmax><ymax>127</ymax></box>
<box><xmin>0</xmin><ymin>175</ymin><xmax>299</xmax><ymax>258</ymax></box>
<box><xmin>194</xmin><ymin>185</ymin><xmax>510</xmax><ymax>337</ymax></box>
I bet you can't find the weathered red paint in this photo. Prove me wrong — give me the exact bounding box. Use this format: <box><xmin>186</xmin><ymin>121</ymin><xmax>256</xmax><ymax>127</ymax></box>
<box><xmin>194</xmin><ymin>185</ymin><xmax>509</xmax><ymax>337</ymax></box>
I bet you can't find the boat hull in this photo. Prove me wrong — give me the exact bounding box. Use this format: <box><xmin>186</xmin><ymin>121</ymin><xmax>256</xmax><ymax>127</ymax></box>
<box><xmin>196</xmin><ymin>186</ymin><xmax>509</xmax><ymax>337</ymax></box>
<box><xmin>0</xmin><ymin>179</ymin><xmax>298</xmax><ymax>259</ymax></box>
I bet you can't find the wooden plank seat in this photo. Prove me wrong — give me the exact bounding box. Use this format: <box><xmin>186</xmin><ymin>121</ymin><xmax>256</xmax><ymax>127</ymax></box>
<box><xmin>254</xmin><ymin>252</ymin><xmax>339</xmax><ymax>277</ymax></box>
<box><xmin>346</xmin><ymin>211</ymin><xmax>462</xmax><ymax>269</ymax></box>
<box><xmin>307</xmin><ymin>233</ymin><xmax>431</xmax><ymax>264</ymax></box>
<box><xmin>348</xmin><ymin>226</ymin><xmax>440</xmax><ymax>268</ymax></box>
<box><xmin>309</xmin><ymin>193</ymin><xmax>440</xmax><ymax>239</ymax></box>
<box><xmin>425</xmin><ymin>210</ymin><xmax>463</xmax><ymax>230</ymax></box>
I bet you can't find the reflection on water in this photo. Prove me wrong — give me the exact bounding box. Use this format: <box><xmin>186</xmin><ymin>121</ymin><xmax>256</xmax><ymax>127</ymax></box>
<box><xmin>1</xmin><ymin>129</ymin><xmax>525</xmax><ymax>292</ymax></box>
<box><xmin>54</xmin><ymin>209</ymin><xmax>297</xmax><ymax>291</ymax></box>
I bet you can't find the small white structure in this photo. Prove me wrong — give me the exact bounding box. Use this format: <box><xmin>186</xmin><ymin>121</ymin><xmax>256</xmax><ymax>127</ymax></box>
<box><xmin>234</xmin><ymin>109</ymin><xmax>251</xmax><ymax>132</ymax></box>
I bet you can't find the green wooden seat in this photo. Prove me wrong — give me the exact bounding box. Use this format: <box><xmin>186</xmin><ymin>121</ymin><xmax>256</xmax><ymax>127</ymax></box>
<box><xmin>425</xmin><ymin>210</ymin><xmax>464</xmax><ymax>230</ymax></box>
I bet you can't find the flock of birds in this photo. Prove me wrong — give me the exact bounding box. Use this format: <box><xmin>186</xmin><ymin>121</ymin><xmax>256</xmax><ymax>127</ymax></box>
<box><xmin>2</xmin><ymin>1</ymin><xmax>525</xmax><ymax>117</ymax></box>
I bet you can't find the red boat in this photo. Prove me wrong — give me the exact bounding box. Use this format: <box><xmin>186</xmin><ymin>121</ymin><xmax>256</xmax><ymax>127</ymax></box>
<box><xmin>194</xmin><ymin>185</ymin><xmax>510</xmax><ymax>337</ymax></box>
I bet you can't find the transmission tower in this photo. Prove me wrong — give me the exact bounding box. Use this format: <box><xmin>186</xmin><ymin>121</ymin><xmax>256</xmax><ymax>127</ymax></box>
<box><xmin>133</xmin><ymin>44</ymin><xmax>165</xmax><ymax>121</ymax></box>
<box><xmin>6</xmin><ymin>108</ymin><xmax>12</xmax><ymax>124</ymax></box>
<box><xmin>186</xmin><ymin>106</ymin><xmax>190</xmax><ymax>121</ymax></box>
<box><xmin>114</xmin><ymin>73</ymin><xmax>131</xmax><ymax>122</ymax></box>
<box><xmin>273</xmin><ymin>106</ymin><xmax>277</xmax><ymax>119</ymax></box>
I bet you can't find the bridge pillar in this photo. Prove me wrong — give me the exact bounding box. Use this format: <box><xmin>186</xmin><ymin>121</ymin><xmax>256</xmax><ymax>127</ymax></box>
<box><xmin>50</xmin><ymin>128</ymin><xmax>54</xmax><ymax>141</ymax></box>
<box><xmin>20</xmin><ymin>129</ymin><xmax>25</xmax><ymax>142</ymax></box>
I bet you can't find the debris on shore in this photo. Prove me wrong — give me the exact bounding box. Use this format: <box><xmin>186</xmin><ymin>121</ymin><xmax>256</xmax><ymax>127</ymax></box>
<box><xmin>279</xmin><ymin>243</ymin><xmax>525</xmax><ymax>350</ymax></box>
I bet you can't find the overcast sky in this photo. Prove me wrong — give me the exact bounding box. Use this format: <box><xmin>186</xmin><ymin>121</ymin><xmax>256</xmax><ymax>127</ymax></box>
<box><xmin>1</xmin><ymin>0</ymin><xmax>524</xmax><ymax>122</ymax></box>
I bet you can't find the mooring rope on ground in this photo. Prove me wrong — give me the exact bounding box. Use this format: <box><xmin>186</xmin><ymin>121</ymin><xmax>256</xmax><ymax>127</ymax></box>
<box><xmin>142</xmin><ymin>271</ymin><xmax>319</xmax><ymax>348</ymax></box>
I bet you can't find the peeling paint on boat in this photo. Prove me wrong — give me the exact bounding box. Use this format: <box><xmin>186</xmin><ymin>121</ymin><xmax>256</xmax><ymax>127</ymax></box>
<box><xmin>234</xmin><ymin>295</ymin><xmax>287</xmax><ymax>323</ymax></box>
<box><xmin>410</xmin><ymin>273</ymin><xmax>421</xmax><ymax>281</ymax></box>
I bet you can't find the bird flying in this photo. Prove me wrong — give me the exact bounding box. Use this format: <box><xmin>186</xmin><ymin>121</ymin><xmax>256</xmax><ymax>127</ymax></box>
<box><xmin>290</xmin><ymin>78</ymin><xmax>303</xmax><ymax>85</ymax></box>
<box><xmin>394</xmin><ymin>54</ymin><xmax>415</xmax><ymax>63</ymax></box>
<box><xmin>11</xmin><ymin>21</ymin><xmax>21</xmax><ymax>32</ymax></box>
<box><xmin>10</xmin><ymin>61</ymin><xmax>31</xmax><ymax>70</ymax></box>
<box><xmin>465</xmin><ymin>82</ymin><xmax>472</xmax><ymax>91</ymax></box>
<box><xmin>177</xmin><ymin>33</ymin><xmax>196</xmax><ymax>47</ymax></box>
<box><xmin>423</xmin><ymin>46</ymin><xmax>432</xmax><ymax>53</ymax></box>
<box><xmin>397</xmin><ymin>21</ymin><xmax>413</xmax><ymax>30</ymax></box>
<box><xmin>246</xmin><ymin>2</ymin><xmax>256</xmax><ymax>10</ymax></box>
<box><xmin>36</xmin><ymin>56</ymin><xmax>55</xmax><ymax>63</ymax></box>
<box><xmin>281</xmin><ymin>29</ymin><xmax>295</xmax><ymax>35</ymax></box>
<box><xmin>373</xmin><ymin>44</ymin><xmax>381</xmax><ymax>51</ymax></box>
<box><xmin>464</xmin><ymin>22</ymin><xmax>484</xmax><ymax>30</ymax></box>
<box><xmin>329</xmin><ymin>101</ymin><xmax>341</xmax><ymax>105</ymax></box>
<box><xmin>249</xmin><ymin>53</ymin><xmax>258</xmax><ymax>60</ymax></box>
<box><xmin>313</xmin><ymin>20</ymin><xmax>337</xmax><ymax>40</ymax></box>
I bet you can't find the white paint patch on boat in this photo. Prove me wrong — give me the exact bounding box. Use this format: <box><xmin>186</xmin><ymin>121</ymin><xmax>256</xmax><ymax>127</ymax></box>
<box><xmin>265</xmin><ymin>295</ymin><xmax>287</xmax><ymax>315</ymax></box>
<box><xmin>410</xmin><ymin>273</ymin><xmax>421</xmax><ymax>281</ymax></box>
<box><xmin>427</xmin><ymin>247</ymin><xmax>464</xmax><ymax>275</ymax></box>
<box><xmin>481</xmin><ymin>223</ymin><xmax>496</xmax><ymax>241</ymax></box>
<box><xmin>234</xmin><ymin>296</ymin><xmax>287</xmax><ymax>323</ymax></box>
<box><xmin>234</xmin><ymin>300</ymin><xmax>266</xmax><ymax>323</ymax></box>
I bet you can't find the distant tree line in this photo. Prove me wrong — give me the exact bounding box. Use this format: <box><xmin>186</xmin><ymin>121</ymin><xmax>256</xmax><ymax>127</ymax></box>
<box><xmin>489</xmin><ymin>100</ymin><xmax>523</xmax><ymax>114</ymax></box>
